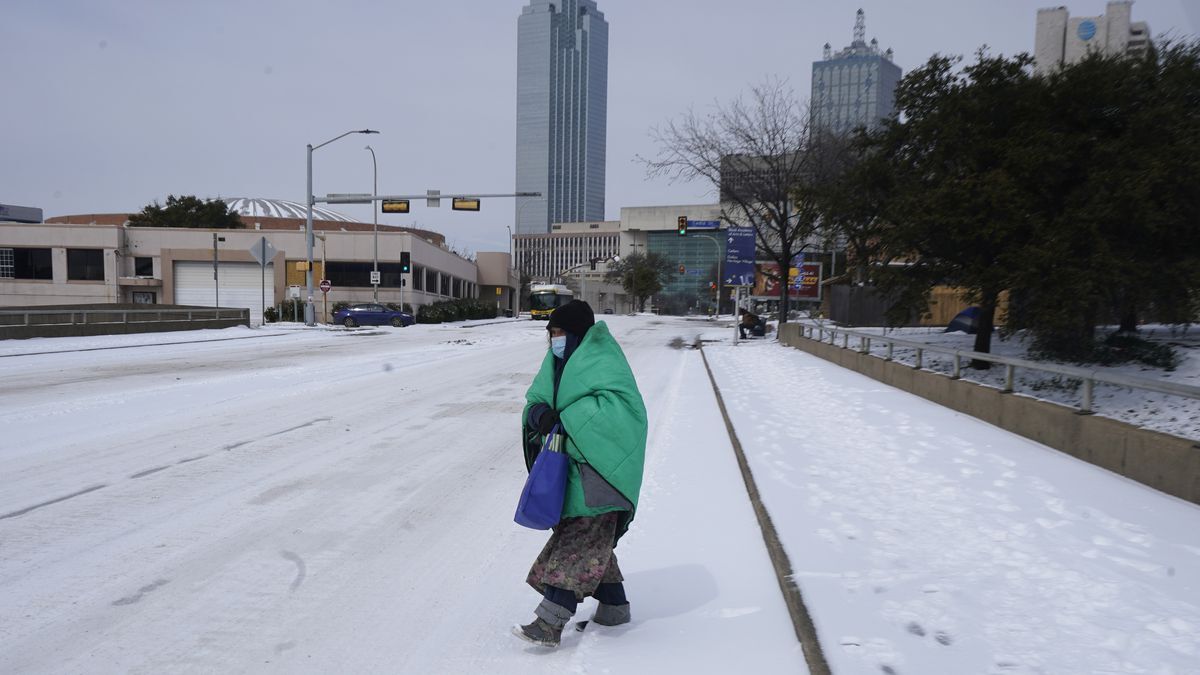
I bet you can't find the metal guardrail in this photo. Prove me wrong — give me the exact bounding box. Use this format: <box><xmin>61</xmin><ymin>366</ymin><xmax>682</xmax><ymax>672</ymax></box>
<box><xmin>796</xmin><ymin>322</ymin><xmax>1200</xmax><ymax>414</ymax></box>
<box><xmin>0</xmin><ymin>308</ymin><xmax>249</xmax><ymax>328</ymax></box>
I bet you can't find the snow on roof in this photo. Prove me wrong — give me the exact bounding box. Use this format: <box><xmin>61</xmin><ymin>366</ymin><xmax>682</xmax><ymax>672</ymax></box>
<box><xmin>223</xmin><ymin>198</ymin><xmax>360</xmax><ymax>223</ymax></box>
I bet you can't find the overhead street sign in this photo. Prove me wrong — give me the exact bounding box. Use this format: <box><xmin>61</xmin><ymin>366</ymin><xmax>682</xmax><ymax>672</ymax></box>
<box><xmin>327</xmin><ymin>192</ymin><xmax>372</xmax><ymax>204</ymax></box>
<box><xmin>688</xmin><ymin>220</ymin><xmax>720</xmax><ymax>230</ymax></box>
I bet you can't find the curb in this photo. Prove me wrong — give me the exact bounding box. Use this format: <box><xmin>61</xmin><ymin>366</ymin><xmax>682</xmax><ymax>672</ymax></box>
<box><xmin>699</xmin><ymin>345</ymin><xmax>832</xmax><ymax>675</ymax></box>
<box><xmin>0</xmin><ymin>331</ymin><xmax>287</xmax><ymax>359</ymax></box>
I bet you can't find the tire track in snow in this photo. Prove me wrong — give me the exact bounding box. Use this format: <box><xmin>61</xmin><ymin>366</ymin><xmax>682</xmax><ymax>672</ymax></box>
<box><xmin>0</xmin><ymin>483</ymin><xmax>109</xmax><ymax>521</ymax></box>
<box><xmin>1</xmin><ymin>418</ymin><xmax>334</xmax><ymax>522</ymax></box>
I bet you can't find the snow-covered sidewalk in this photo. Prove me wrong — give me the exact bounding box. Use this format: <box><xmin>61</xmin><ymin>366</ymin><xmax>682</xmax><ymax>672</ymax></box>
<box><xmin>704</xmin><ymin>339</ymin><xmax>1200</xmax><ymax>674</ymax></box>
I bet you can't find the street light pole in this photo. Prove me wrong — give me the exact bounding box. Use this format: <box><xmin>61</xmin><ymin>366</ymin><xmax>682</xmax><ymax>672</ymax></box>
<box><xmin>305</xmin><ymin>128</ymin><xmax>379</xmax><ymax>325</ymax></box>
<box><xmin>366</xmin><ymin>145</ymin><xmax>378</xmax><ymax>302</ymax></box>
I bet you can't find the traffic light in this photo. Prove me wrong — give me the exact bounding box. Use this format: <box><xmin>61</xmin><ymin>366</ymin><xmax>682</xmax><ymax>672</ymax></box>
<box><xmin>677</xmin><ymin>216</ymin><xmax>688</xmax><ymax>236</ymax></box>
<box><xmin>400</xmin><ymin>251</ymin><xmax>411</xmax><ymax>274</ymax></box>
<box><xmin>381</xmin><ymin>199</ymin><xmax>410</xmax><ymax>213</ymax></box>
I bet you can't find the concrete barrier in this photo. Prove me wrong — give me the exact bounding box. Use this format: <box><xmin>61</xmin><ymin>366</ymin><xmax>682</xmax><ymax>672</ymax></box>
<box><xmin>779</xmin><ymin>323</ymin><xmax>1200</xmax><ymax>506</ymax></box>
<box><xmin>0</xmin><ymin>305</ymin><xmax>250</xmax><ymax>340</ymax></box>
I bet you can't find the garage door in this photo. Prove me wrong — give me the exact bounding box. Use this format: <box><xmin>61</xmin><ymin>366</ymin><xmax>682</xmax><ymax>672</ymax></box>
<box><xmin>174</xmin><ymin>261</ymin><xmax>275</xmax><ymax>326</ymax></box>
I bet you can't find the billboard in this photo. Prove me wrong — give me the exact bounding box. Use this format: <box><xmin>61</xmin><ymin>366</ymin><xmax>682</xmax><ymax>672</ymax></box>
<box><xmin>752</xmin><ymin>261</ymin><xmax>822</xmax><ymax>301</ymax></box>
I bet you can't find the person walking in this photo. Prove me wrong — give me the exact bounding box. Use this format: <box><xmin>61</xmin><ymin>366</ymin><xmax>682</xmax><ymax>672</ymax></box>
<box><xmin>513</xmin><ymin>300</ymin><xmax>647</xmax><ymax>648</ymax></box>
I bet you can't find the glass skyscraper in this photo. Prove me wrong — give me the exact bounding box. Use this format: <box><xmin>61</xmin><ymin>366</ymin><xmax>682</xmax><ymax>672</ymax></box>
<box><xmin>515</xmin><ymin>0</ymin><xmax>608</xmax><ymax>234</ymax></box>
<box><xmin>810</xmin><ymin>9</ymin><xmax>901</xmax><ymax>135</ymax></box>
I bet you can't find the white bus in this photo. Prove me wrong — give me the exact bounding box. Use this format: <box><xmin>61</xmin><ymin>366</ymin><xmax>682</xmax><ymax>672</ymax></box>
<box><xmin>528</xmin><ymin>283</ymin><xmax>574</xmax><ymax>320</ymax></box>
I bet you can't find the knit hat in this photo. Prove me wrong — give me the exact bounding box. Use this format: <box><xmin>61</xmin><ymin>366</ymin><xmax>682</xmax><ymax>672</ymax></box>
<box><xmin>547</xmin><ymin>300</ymin><xmax>595</xmax><ymax>338</ymax></box>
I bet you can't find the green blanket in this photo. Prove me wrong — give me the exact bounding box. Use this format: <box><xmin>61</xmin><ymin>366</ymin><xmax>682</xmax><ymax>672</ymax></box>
<box><xmin>523</xmin><ymin>321</ymin><xmax>647</xmax><ymax>542</ymax></box>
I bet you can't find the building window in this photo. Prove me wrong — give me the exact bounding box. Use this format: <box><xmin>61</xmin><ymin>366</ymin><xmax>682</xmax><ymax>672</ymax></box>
<box><xmin>132</xmin><ymin>291</ymin><xmax>156</xmax><ymax>304</ymax></box>
<box><xmin>426</xmin><ymin>268</ymin><xmax>438</xmax><ymax>294</ymax></box>
<box><xmin>440</xmin><ymin>274</ymin><xmax>451</xmax><ymax>296</ymax></box>
<box><xmin>134</xmin><ymin>256</ymin><xmax>154</xmax><ymax>277</ymax></box>
<box><xmin>0</xmin><ymin>247</ymin><xmax>53</xmax><ymax>280</ymax></box>
<box><xmin>67</xmin><ymin>249</ymin><xmax>105</xmax><ymax>281</ymax></box>
<box><xmin>324</xmin><ymin>261</ymin><xmax>406</xmax><ymax>288</ymax></box>
<box><xmin>412</xmin><ymin>265</ymin><xmax>424</xmax><ymax>291</ymax></box>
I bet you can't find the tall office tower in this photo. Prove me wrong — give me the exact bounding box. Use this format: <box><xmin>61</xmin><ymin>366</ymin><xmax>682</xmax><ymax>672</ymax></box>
<box><xmin>810</xmin><ymin>9</ymin><xmax>902</xmax><ymax>136</ymax></box>
<box><xmin>1034</xmin><ymin>2</ymin><xmax>1151</xmax><ymax>75</ymax></box>
<box><xmin>515</xmin><ymin>0</ymin><xmax>608</xmax><ymax>235</ymax></box>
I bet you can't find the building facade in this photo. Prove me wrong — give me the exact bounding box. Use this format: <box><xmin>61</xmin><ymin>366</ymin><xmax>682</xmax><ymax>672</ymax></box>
<box><xmin>621</xmin><ymin>205</ymin><xmax>725</xmax><ymax>313</ymax></box>
<box><xmin>515</xmin><ymin>0</ymin><xmax>608</xmax><ymax>234</ymax></box>
<box><xmin>2</xmin><ymin>199</ymin><xmax>510</xmax><ymax>325</ymax></box>
<box><xmin>810</xmin><ymin>9</ymin><xmax>902</xmax><ymax>135</ymax></box>
<box><xmin>514</xmin><ymin>220</ymin><xmax>620</xmax><ymax>283</ymax></box>
<box><xmin>1034</xmin><ymin>2</ymin><xmax>1151</xmax><ymax>75</ymax></box>
<box><xmin>510</xmin><ymin>204</ymin><xmax>728</xmax><ymax>313</ymax></box>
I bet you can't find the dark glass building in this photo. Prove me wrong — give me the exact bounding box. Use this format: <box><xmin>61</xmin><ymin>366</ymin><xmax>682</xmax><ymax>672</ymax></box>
<box><xmin>515</xmin><ymin>0</ymin><xmax>609</xmax><ymax>234</ymax></box>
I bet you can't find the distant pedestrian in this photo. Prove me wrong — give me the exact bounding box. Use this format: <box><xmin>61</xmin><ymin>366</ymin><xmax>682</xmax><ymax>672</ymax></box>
<box><xmin>513</xmin><ymin>300</ymin><xmax>648</xmax><ymax>648</ymax></box>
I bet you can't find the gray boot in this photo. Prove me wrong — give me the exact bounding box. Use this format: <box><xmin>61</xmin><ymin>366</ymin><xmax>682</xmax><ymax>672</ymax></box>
<box><xmin>592</xmin><ymin>602</ymin><xmax>631</xmax><ymax>626</ymax></box>
<box><xmin>513</xmin><ymin>598</ymin><xmax>573</xmax><ymax>647</ymax></box>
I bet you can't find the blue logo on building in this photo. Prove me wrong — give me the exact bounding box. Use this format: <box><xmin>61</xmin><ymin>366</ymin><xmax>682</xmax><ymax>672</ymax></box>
<box><xmin>1078</xmin><ymin>20</ymin><xmax>1097</xmax><ymax>41</ymax></box>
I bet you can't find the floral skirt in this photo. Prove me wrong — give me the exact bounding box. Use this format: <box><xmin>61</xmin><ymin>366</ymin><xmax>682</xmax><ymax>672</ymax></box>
<box><xmin>526</xmin><ymin>512</ymin><xmax>624</xmax><ymax>601</ymax></box>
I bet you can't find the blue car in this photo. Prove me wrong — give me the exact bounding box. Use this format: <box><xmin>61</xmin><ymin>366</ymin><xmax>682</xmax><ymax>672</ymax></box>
<box><xmin>333</xmin><ymin>303</ymin><xmax>415</xmax><ymax>328</ymax></box>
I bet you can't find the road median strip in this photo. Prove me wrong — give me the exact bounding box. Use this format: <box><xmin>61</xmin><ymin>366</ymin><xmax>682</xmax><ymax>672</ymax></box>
<box><xmin>699</xmin><ymin>344</ymin><xmax>831</xmax><ymax>675</ymax></box>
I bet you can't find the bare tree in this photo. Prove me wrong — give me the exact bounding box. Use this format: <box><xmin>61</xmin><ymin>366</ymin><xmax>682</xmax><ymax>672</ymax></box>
<box><xmin>641</xmin><ymin>79</ymin><xmax>824</xmax><ymax>324</ymax></box>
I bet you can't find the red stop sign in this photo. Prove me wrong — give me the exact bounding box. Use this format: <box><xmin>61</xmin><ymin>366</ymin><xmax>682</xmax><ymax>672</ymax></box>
<box><xmin>319</xmin><ymin>279</ymin><xmax>332</xmax><ymax>293</ymax></box>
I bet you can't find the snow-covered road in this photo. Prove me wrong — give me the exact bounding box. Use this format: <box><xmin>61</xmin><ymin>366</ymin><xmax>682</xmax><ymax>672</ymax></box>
<box><xmin>0</xmin><ymin>318</ymin><xmax>804</xmax><ymax>674</ymax></box>
<box><xmin>3</xmin><ymin>315</ymin><xmax>1198</xmax><ymax>674</ymax></box>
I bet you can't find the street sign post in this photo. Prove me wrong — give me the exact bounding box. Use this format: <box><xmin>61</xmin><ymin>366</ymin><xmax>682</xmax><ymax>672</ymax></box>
<box><xmin>370</xmin><ymin>270</ymin><xmax>381</xmax><ymax>285</ymax></box>
<box><xmin>288</xmin><ymin>284</ymin><xmax>301</xmax><ymax>322</ymax></box>
<box><xmin>319</xmin><ymin>279</ymin><xmax>331</xmax><ymax>322</ymax></box>
<box><xmin>249</xmin><ymin>237</ymin><xmax>277</xmax><ymax>327</ymax></box>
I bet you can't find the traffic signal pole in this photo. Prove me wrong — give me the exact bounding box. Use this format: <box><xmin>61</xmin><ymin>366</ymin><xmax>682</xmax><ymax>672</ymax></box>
<box><xmin>318</xmin><ymin>191</ymin><xmax>539</xmax><ymax>313</ymax></box>
<box><xmin>679</xmin><ymin>214</ymin><xmax>724</xmax><ymax>315</ymax></box>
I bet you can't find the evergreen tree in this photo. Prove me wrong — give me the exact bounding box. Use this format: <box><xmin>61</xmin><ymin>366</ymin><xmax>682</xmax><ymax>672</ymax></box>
<box><xmin>604</xmin><ymin>252</ymin><xmax>676</xmax><ymax>312</ymax></box>
<box><xmin>128</xmin><ymin>195</ymin><xmax>242</xmax><ymax>229</ymax></box>
<box><xmin>1010</xmin><ymin>43</ymin><xmax>1200</xmax><ymax>359</ymax></box>
<box><xmin>870</xmin><ymin>52</ymin><xmax>1041</xmax><ymax>364</ymax></box>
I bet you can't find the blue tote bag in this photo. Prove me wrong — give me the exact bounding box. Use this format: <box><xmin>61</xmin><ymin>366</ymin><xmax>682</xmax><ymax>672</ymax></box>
<box><xmin>514</xmin><ymin>424</ymin><xmax>569</xmax><ymax>530</ymax></box>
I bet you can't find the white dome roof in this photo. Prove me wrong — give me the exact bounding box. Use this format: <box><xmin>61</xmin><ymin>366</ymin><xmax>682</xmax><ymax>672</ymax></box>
<box><xmin>223</xmin><ymin>198</ymin><xmax>360</xmax><ymax>223</ymax></box>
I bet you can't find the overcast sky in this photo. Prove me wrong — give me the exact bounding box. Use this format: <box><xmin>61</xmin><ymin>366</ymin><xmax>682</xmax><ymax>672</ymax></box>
<box><xmin>3</xmin><ymin>1</ymin><xmax>1196</xmax><ymax>256</ymax></box>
